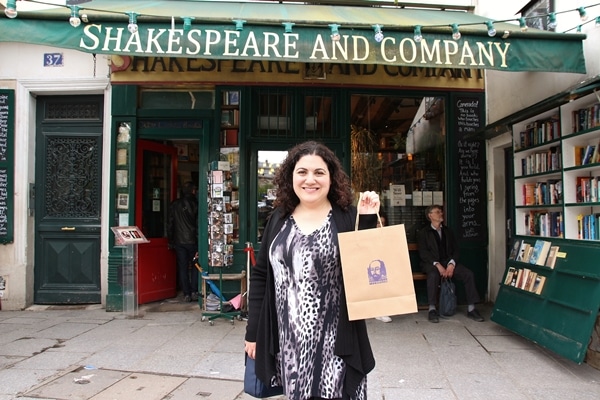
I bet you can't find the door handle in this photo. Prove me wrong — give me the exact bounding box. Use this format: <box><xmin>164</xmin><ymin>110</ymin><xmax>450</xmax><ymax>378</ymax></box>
<box><xmin>61</xmin><ymin>227</ymin><xmax>76</xmax><ymax>231</ymax></box>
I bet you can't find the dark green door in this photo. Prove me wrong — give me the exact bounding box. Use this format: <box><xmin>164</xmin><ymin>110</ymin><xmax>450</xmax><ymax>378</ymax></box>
<box><xmin>34</xmin><ymin>96</ymin><xmax>103</xmax><ymax>304</ymax></box>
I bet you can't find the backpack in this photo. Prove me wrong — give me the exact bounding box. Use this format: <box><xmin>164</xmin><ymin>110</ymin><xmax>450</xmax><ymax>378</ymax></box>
<box><xmin>439</xmin><ymin>278</ymin><xmax>457</xmax><ymax>316</ymax></box>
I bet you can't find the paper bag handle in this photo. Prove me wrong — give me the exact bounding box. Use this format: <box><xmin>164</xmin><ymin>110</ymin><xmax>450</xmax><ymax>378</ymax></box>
<box><xmin>355</xmin><ymin>192</ymin><xmax>382</xmax><ymax>231</ymax></box>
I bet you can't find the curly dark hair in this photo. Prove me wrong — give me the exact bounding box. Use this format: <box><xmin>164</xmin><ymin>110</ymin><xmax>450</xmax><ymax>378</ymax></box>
<box><xmin>273</xmin><ymin>141</ymin><xmax>353</xmax><ymax>214</ymax></box>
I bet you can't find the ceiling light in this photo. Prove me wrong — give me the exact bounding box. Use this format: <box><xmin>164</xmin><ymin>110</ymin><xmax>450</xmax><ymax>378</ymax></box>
<box><xmin>4</xmin><ymin>0</ymin><xmax>17</xmax><ymax>19</ymax></box>
<box><xmin>69</xmin><ymin>6</ymin><xmax>81</xmax><ymax>28</ymax></box>
<box><xmin>329</xmin><ymin>24</ymin><xmax>340</xmax><ymax>41</ymax></box>
<box><xmin>126</xmin><ymin>12</ymin><xmax>139</xmax><ymax>34</ymax></box>
<box><xmin>413</xmin><ymin>25</ymin><xmax>422</xmax><ymax>42</ymax></box>
<box><xmin>485</xmin><ymin>21</ymin><xmax>496</xmax><ymax>37</ymax></box>
<box><xmin>451</xmin><ymin>24</ymin><xmax>461</xmax><ymax>40</ymax></box>
<box><xmin>372</xmin><ymin>24</ymin><xmax>384</xmax><ymax>43</ymax></box>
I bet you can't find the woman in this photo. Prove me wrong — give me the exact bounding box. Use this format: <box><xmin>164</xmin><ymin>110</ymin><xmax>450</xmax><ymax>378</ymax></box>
<box><xmin>245</xmin><ymin>141</ymin><xmax>379</xmax><ymax>400</ymax></box>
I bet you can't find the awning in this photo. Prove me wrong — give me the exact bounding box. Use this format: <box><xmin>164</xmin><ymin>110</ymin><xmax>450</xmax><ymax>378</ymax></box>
<box><xmin>0</xmin><ymin>0</ymin><xmax>587</xmax><ymax>73</ymax></box>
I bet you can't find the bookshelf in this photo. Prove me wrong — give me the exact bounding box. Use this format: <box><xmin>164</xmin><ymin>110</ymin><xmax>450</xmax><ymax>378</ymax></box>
<box><xmin>492</xmin><ymin>90</ymin><xmax>600</xmax><ymax>363</ymax></box>
<box><xmin>220</xmin><ymin>90</ymin><xmax>240</xmax><ymax>147</ymax></box>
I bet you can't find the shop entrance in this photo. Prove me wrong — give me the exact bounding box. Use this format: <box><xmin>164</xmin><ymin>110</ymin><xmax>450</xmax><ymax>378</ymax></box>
<box><xmin>135</xmin><ymin>139</ymin><xmax>178</xmax><ymax>304</ymax></box>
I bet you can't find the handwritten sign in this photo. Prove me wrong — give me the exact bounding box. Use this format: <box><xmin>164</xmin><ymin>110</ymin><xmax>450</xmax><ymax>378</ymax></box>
<box><xmin>454</xmin><ymin>95</ymin><xmax>486</xmax><ymax>241</ymax></box>
<box><xmin>0</xmin><ymin>90</ymin><xmax>14</xmax><ymax>244</ymax></box>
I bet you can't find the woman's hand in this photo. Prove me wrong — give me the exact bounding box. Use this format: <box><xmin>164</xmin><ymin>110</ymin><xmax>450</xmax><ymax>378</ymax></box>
<box><xmin>358</xmin><ymin>191</ymin><xmax>380</xmax><ymax>214</ymax></box>
<box><xmin>245</xmin><ymin>341</ymin><xmax>257</xmax><ymax>359</ymax></box>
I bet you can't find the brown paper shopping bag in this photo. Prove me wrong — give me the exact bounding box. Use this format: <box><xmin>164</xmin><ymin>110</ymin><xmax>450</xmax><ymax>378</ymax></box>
<box><xmin>338</xmin><ymin>215</ymin><xmax>418</xmax><ymax>321</ymax></box>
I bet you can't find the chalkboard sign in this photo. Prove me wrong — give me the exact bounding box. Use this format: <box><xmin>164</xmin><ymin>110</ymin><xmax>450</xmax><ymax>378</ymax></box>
<box><xmin>0</xmin><ymin>90</ymin><xmax>14</xmax><ymax>244</ymax></box>
<box><xmin>453</xmin><ymin>95</ymin><xmax>486</xmax><ymax>241</ymax></box>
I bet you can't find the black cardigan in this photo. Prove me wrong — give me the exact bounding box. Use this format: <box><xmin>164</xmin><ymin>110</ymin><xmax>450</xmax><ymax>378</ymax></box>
<box><xmin>245</xmin><ymin>205</ymin><xmax>377</xmax><ymax>399</ymax></box>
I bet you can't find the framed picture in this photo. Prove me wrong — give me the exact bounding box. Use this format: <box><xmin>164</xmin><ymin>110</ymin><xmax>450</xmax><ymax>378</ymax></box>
<box><xmin>117</xmin><ymin>193</ymin><xmax>129</xmax><ymax>209</ymax></box>
<box><xmin>111</xmin><ymin>226</ymin><xmax>149</xmax><ymax>245</ymax></box>
<box><xmin>116</xmin><ymin>170</ymin><xmax>128</xmax><ymax>188</ymax></box>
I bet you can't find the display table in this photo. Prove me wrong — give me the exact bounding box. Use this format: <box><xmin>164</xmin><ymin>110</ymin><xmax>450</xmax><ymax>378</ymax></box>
<box><xmin>200</xmin><ymin>271</ymin><xmax>246</xmax><ymax>325</ymax></box>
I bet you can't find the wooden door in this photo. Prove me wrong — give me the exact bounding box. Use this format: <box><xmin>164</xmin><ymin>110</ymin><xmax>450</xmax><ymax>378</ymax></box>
<box><xmin>135</xmin><ymin>140</ymin><xmax>178</xmax><ymax>304</ymax></box>
<box><xmin>34</xmin><ymin>96</ymin><xmax>103</xmax><ymax>304</ymax></box>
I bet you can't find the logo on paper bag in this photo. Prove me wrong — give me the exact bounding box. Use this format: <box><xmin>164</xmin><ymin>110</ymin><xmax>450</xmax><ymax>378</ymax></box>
<box><xmin>367</xmin><ymin>260</ymin><xmax>388</xmax><ymax>285</ymax></box>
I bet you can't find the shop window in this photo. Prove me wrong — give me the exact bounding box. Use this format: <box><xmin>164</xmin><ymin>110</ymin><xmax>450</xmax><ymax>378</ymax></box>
<box><xmin>255</xmin><ymin>90</ymin><xmax>293</xmax><ymax>137</ymax></box>
<box><xmin>350</xmin><ymin>94</ymin><xmax>446</xmax><ymax>242</ymax></box>
<box><xmin>139</xmin><ymin>90</ymin><xmax>215</xmax><ymax>109</ymax></box>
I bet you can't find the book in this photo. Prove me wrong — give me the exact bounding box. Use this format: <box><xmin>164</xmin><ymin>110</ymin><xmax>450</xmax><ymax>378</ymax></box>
<box><xmin>508</xmin><ymin>239</ymin><xmax>523</xmax><ymax>260</ymax></box>
<box><xmin>529</xmin><ymin>240</ymin><xmax>551</xmax><ymax>266</ymax></box>
<box><xmin>504</xmin><ymin>267</ymin><xmax>517</xmax><ymax>285</ymax></box>
<box><xmin>544</xmin><ymin>245</ymin><xmax>559</xmax><ymax>268</ymax></box>
<box><xmin>533</xmin><ymin>276</ymin><xmax>546</xmax><ymax>295</ymax></box>
<box><xmin>516</xmin><ymin>242</ymin><xmax>530</xmax><ymax>262</ymax></box>
<box><xmin>582</xmin><ymin>145</ymin><xmax>595</xmax><ymax>165</ymax></box>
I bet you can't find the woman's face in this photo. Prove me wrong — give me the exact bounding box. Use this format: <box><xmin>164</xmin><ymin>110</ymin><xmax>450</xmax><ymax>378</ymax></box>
<box><xmin>293</xmin><ymin>154</ymin><xmax>331</xmax><ymax>207</ymax></box>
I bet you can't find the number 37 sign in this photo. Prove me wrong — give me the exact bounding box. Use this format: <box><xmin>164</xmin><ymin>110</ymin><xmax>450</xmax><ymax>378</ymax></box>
<box><xmin>43</xmin><ymin>53</ymin><xmax>64</xmax><ymax>67</ymax></box>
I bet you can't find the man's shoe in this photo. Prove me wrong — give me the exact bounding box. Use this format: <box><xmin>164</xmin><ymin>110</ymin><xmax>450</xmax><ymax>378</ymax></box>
<box><xmin>183</xmin><ymin>295</ymin><xmax>192</xmax><ymax>303</ymax></box>
<box><xmin>467</xmin><ymin>309</ymin><xmax>484</xmax><ymax>322</ymax></box>
<box><xmin>428</xmin><ymin>310</ymin><xmax>439</xmax><ymax>323</ymax></box>
<box><xmin>191</xmin><ymin>292</ymin><xmax>199</xmax><ymax>301</ymax></box>
<box><xmin>376</xmin><ymin>316</ymin><xmax>392</xmax><ymax>323</ymax></box>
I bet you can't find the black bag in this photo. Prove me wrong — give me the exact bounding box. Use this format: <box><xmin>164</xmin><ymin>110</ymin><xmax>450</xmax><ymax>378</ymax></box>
<box><xmin>244</xmin><ymin>354</ymin><xmax>284</xmax><ymax>398</ymax></box>
<box><xmin>439</xmin><ymin>278</ymin><xmax>457</xmax><ymax>316</ymax></box>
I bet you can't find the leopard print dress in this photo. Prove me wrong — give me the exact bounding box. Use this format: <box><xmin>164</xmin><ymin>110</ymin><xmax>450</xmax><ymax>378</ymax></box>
<box><xmin>269</xmin><ymin>212</ymin><xmax>367</xmax><ymax>400</ymax></box>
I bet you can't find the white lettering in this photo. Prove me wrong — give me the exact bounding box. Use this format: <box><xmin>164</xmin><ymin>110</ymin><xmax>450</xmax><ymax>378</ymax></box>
<box><xmin>223</xmin><ymin>30</ymin><xmax>240</xmax><ymax>56</ymax></box>
<box><xmin>331</xmin><ymin>35</ymin><xmax>349</xmax><ymax>61</ymax></box>
<box><xmin>203</xmin><ymin>30</ymin><xmax>221</xmax><ymax>56</ymax></box>
<box><xmin>80</xmin><ymin>24</ymin><xmax>101</xmax><ymax>50</ymax></box>
<box><xmin>283</xmin><ymin>33</ymin><xmax>299</xmax><ymax>58</ymax></box>
<box><xmin>352</xmin><ymin>36</ymin><xmax>369</xmax><ymax>61</ymax></box>
<box><xmin>380</xmin><ymin>37</ymin><xmax>396</xmax><ymax>62</ymax></box>
<box><xmin>102</xmin><ymin>27</ymin><xmax>124</xmax><ymax>52</ymax></box>
<box><xmin>420</xmin><ymin>39</ymin><xmax>441</xmax><ymax>64</ymax></box>
<box><xmin>146</xmin><ymin>29</ymin><xmax>167</xmax><ymax>54</ymax></box>
<box><xmin>476</xmin><ymin>42</ymin><xmax>494</xmax><ymax>66</ymax></box>
<box><xmin>494</xmin><ymin>42</ymin><xmax>510</xmax><ymax>67</ymax></box>
<box><xmin>185</xmin><ymin>30</ymin><xmax>202</xmax><ymax>55</ymax></box>
<box><xmin>459</xmin><ymin>41</ymin><xmax>476</xmax><ymax>66</ymax></box>
<box><xmin>443</xmin><ymin>40</ymin><xmax>459</xmax><ymax>65</ymax></box>
<box><xmin>398</xmin><ymin>38</ymin><xmax>416</xmax><ymax>63</ymax></box>
<box><xmin>166</xmin><ymin>29</ymin><xmax>183</xmax><ymax>54</ymax></box>
<box><xmin>241</xmin><ymin>32</ymin><xmax>261</xmax><ymax>57</ymax></box>
<box><xmin>310</xmin><ymin>35</ymin><xmax>329</xmax><ymax>60</ymax></box>
<box><xmin>263</xmin><ymin>32</ymin><xmax>282</xmax><ymax>57</ymax></box>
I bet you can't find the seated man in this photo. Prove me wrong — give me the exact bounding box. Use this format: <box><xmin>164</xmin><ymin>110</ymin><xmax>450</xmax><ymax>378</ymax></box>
<box><xmin>417</xmin><ymin>205</ymin><xmax>484</xmax><ymax>323</ymax></box>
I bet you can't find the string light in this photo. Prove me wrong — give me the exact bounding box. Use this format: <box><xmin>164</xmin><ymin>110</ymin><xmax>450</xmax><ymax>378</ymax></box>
<box><xmin>548</xmin><ymin>13</ymin><xmax>557</xmax><ymax>30</ymax></box>
<box><xmin>69</xmin><ymin>6</ymin><xmax>81</xmax><ymax>28</ymax></box>
<box><xmin>451</xmin><ymin>24</ymin><xmax>461</xmax><ymax>40</ymax></box>
<box><xmin>518</xmin><ymin>17</ymin><xmax>528</xmax><ymax>31</ymax></box>
<box><xmin>413</xmin><ymin>25</ymin><xmax>422</xmax><ymax>42</ymax></box>
<box><xmin>182</xmin><ymin>17</ymin><xmax>194</xmax><ymax>32</ymax></box>
<box><xmin>233</xmin><ymin>19</ymin><xmax>246</xmax><ymax>31</ymax></box>
<box><xmin>126</xmin><ymin>12</ymin><xmax>139</xmax><ymax>34</ymax></box>
<box><xmin>578</xmin><ymin>7</ymin><xmax>589</xmax><ymax>21</ymax></box>
<box><xmin>4</xmin><ymin>0</ymin><xmax>17</xmax><ymax>19</ymax></box>
<box><xmin>329</xmin><ymin>23</ymin><xmax>340</xmax><ymax>41</ymax></box>
<box><xmin>282</xmin><ymin>22</ymin><xmax>295</xmax><ymax>34</ymax></box>
<box><xmin>485</xmin><ymin>21</ymin><xmax>496</xmax><ymax>37</ymax></box>
<box><xmin>372</xmin><ymin>24</ymin><xmax>384</xmax><ymax>43</ymax></box>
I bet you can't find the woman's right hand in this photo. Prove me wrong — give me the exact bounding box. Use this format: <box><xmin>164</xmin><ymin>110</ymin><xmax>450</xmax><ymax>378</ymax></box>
<box><xmin>245</xmin><ymin>341</ymin><xmax>257</xmax><ymax>359</ymax></box>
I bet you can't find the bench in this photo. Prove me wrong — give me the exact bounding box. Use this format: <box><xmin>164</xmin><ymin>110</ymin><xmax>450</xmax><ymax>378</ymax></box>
<box><xmin>407</xmin><ymin>243</ymin><xmax>429</xmax><ymax>309</ymax></box>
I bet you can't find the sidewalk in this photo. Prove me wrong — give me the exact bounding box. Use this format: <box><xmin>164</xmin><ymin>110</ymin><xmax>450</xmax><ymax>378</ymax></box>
<box><xmin>0</xmin><ymin>302</ymin><xmax>599</xmax><ymax>400</ymax></box>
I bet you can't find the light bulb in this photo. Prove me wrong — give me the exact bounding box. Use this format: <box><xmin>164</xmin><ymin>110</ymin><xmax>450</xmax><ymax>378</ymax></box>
<box><xmin>282</xmin><ymin>22</ymin><xmax>295</xmax><ymax>34</ymax></box>
<box><xmin>548</xmin><ymin>13</ymin><xmax>557</xmax><ymax>30</ymax></box>
<box><xmin>413</xmin><ymin>25</ymin><xmax>422</xmax><ymax>42</ymax></box>
<box><xmin>69</xmin><ymin>6</ymin><xmax>81</xmax><ymax>28</ymax></box>
<box><xmin>578</xmin><ymin>7</ymin><xmax>588</xmax><ymax>22</ymax></box>
<box><xmin>485</xmin><ymin>21</ymin><xmax>496</xmax><ymax>37</ymax></box>
<box><xmin>4</xmin><ymin>0</ymin><xmax>17</xmax><ymax>19</ymax></box>
<box><xmin>372</xmin><ymin>25</ymin><xmax>384</xmax><ymax>43</ymax></box>
<box><xmin>451</xmin><ymin>24</ymin><xmax>461</xmax><ymax>40</ymax></box>
<box><xmin>127</xmin><ymin>12</ymin><xmax>139</xmax><ymax>34</ymax></box>
<box><xmin>329</xmin><ymin>24</ymin><xmax>340</xmax><ymax>41</ymax></box>
<box><xmin>519</xmin><ymin>17</ymin><xmax>528</xmax><ymax>32</ymax></box>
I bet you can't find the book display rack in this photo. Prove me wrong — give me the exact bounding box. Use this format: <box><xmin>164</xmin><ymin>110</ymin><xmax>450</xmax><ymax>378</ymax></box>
<box><xmin>492</xmin><ymin>90</ymin><xmax>600</xmax><ymax>363</ymax></box>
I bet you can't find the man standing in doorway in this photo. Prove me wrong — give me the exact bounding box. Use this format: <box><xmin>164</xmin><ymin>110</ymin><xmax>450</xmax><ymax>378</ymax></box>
<box><xmin>168</xmin><ymin>181</ymin><xmax>199</xmax><ymax>302</ymax></box>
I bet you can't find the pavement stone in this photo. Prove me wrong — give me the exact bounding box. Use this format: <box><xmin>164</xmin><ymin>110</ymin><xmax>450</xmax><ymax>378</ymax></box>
<box><xmin>0</xmin><ymin>303</ymin><xmax>598</xmax><ymax>400</ymax></box>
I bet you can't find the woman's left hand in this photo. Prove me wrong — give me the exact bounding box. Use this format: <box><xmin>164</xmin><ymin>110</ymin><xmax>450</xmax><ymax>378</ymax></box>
<box><xmin>359</xmin><ymin>191</ymin><xmax>380</xmax><ymax>214</ymax></box>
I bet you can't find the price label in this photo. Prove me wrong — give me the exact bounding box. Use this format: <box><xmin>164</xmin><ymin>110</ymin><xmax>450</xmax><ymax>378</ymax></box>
<box><xmin>43</xmin><ymin>53</ymin><xmax>64</xmax><ymax>67</ymax></box>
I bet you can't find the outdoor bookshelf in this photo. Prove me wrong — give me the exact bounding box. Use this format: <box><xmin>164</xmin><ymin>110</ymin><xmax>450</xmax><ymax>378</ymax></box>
<box><xmin>492</xmin><ymin>90</ymin><xmax>600</xmax><ymax>363</ymax></box>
